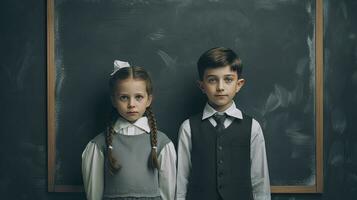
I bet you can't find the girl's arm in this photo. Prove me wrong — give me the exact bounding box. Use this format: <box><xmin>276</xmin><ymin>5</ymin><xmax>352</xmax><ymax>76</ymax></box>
<box><xmin>158</xmin><ymin>141</ymin><xmax>177</xmax><ymax>200</ymax></box>
<box><xmin>82</xmin><ymin>142</ymin><xmax>105</xmax><ymax>200</ymax></box>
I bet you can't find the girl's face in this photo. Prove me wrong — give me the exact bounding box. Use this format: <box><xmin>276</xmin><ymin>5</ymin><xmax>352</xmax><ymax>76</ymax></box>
<box><xmin>111</xmin><ymin>78</ymin><xmax>152</xmax><ymax>122</ymax></box>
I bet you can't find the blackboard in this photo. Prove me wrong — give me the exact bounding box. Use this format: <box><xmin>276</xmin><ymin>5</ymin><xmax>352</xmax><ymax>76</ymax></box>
<box><xmin>47</xmin><ymin>0</ymin><xmax>323</xmax><ymax>193</ymax></box>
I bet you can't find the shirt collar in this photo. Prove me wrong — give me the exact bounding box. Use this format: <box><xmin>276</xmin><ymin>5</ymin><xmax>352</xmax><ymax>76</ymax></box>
<box><xmin>202</xmin><ymin>102</ymin><xmax>243</xmax><ymax>120</ymax></box>
<box><xmin>113</xmin><ymin>116</ymin><xmax>151</xmax><ymax>133</ymax></box>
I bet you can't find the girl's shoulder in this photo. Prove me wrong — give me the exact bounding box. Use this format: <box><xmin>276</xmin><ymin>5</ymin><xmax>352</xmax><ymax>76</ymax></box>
<box><xmin>89</xmin><ymin>132</ymin><xmax>106</xmax><ymax>149</ymax></box>
<box><xmin>156</xmin><ymin>130</ymin><xmax>172</xmax><ymax>147</ymax></box>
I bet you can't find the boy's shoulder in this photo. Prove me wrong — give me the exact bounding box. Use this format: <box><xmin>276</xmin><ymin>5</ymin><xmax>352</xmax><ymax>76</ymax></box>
<box><xmin>179</xmin><ymin>112</ymin><xmax>202</xmax><ymax>128</ymax></box>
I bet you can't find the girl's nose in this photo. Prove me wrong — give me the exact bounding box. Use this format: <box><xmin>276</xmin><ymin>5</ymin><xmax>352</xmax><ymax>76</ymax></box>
<box><xmin>128</xmin><ymin>98</ymin><xmax>135</xmax><ymax>108</ymax></box>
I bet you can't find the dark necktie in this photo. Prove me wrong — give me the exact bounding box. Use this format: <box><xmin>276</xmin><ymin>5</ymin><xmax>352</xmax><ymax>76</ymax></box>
<box><xmin>213</xmin><ymin>113</ymin><xmax>226</xmax><ymax>132</ymax></box>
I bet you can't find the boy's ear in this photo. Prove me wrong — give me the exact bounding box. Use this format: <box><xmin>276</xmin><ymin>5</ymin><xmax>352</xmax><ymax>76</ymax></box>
<box><xmin>146</xmin><ymin>94</ymin><xmax>153</xmax><ymax>108</ymax></box>
<box><xmin>235</xmin><ymin>78</ymin><xmax>245</xmax><ymax>93</ymax></box>
<box><xmin>197</xmin><ymin>80</ymin><xmax>206</xmax><ymax>93</ymax></box>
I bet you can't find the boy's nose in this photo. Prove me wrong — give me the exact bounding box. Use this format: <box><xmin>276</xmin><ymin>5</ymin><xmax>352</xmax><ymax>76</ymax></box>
<box><xmin>217</xmin><ymin>80</ymin><xmax>224</xmax><ymax>91</ymax></box>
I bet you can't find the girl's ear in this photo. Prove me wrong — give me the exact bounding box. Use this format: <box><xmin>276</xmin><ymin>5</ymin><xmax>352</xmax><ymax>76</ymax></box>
<box><xmin>197</xmin><ymin>80</ymin><xmax>206</xmax><ymax>94</ymax></box>
<box><xmin>146</xmin><ymin>94</ymin><xmax>153</xmax><ymax>108</ymax></box>
<box><xmin>235</xmin><ymin>78</ymin><xmax>245</xmax><ymax>93</ymax></box>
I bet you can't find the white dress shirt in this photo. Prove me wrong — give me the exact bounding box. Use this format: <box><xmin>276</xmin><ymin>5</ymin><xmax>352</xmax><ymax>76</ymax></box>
<box><xmin>176</xmin><ymin>102</ymin><xmax>271</xmax><ymax>200</ymax></box>
<box><xmin>82</xmin><ymin>117</ymin><xmax>177</xmax><ymax>200</ymax></box>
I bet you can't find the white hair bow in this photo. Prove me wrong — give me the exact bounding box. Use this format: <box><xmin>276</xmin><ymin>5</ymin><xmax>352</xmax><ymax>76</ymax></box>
<box><xmin>111</xmin><ymin>60</ymin><xmax>130</xmax><ymax>75</ymax></box>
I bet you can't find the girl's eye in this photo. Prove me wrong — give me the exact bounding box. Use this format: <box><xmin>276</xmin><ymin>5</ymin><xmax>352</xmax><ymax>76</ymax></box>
<box><xmin>135</xmin><ymin>95</ymin><xmax>144</xmax><ymax>101</ymax></box>
<box><xmin>119</xmin><ymin>96</ymin><xmax>129</xmax><ymax>101</ymax></box>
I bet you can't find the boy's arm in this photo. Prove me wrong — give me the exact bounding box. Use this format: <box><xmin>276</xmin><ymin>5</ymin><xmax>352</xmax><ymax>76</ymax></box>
<box><xmin>158</xmin><ymin>142</ymin><xmax>177</xmax><ymax>200</ymax></box>
<box><xmin>251</xmin><ymin>119</ymin><xmax>271</xmax><ymax>200</ymax></box>
<box><xmin>176</xmin><ymin>119</ymin><xmax>192</xmax><ymax>200</ymax></box>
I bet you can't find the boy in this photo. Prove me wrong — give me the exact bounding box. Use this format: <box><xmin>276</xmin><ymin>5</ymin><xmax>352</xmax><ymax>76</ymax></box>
<box><xmin>176</xmin><ymin>47</ymin><xmax>270</xmax><ymax>200</ymax></box>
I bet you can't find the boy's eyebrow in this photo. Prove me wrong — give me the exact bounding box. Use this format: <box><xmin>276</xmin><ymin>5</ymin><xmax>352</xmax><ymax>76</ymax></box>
<box><xmin>205</xmin><ymin>75</ymin><xmax>218</xmax><ymax>78</ymax></box>
<box><xmin>205</xmin><ymin>74</ymin><xmax>236</xmax><ymax>78</ymax></box>
<box><xmin>224</xmin><ymin>74</ymin><xmax>236</xmax><ymax>77</ymax></box>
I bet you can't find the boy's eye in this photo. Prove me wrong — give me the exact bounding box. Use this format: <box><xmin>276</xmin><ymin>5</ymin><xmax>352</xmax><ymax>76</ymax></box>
<box><xmin>207</xmin><ymin>78</ymin><xmax>217</xmax><ymax>83</ymax></box>
<box><xmin>225</xmin><ymin>78</ymin><xmax>233</xmax><ymax>83</ymax></box>
<box><xmin>119</xmin><ymin>96</ymin><xmax>129</xmax><ymax>101</ymax></box>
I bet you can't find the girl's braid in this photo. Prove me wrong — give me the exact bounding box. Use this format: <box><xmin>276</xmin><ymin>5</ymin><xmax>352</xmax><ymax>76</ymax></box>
<box><xmin>106</xmin><ymin>122</ymin><xmax>121</xmax><ymax>174</ymax></box>
<box><xmin>145</xmin><ymin>106</ymin><xmax>160</xmax><ymax>169</ymax></box>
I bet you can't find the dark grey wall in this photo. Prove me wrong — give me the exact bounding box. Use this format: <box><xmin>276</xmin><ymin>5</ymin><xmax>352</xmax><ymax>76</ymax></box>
<box><xmin>0</xmin><ymin>0</ymin><xmax>356</xmax><ymax>199</ymax></box>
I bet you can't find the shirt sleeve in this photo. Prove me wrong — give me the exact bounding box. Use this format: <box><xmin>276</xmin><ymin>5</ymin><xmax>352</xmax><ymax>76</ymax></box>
<box><xmin>176</xmin><ymin>119</ymin><xmax>192</xmax><ymax>200</ymax></box>
<box><xmin>158</xmin><ymin>141</ymin><xmax>177</xmax><ymax>200</ymax></box>
<box><xmin>81</xmin><ymin>141</ymin><xmax>105</xmax><ymax>200</ymax></box>
<box><xmin>251</xmin><ymin>119</ymin><xmax>271</xmax><ymax>200</ymax></box>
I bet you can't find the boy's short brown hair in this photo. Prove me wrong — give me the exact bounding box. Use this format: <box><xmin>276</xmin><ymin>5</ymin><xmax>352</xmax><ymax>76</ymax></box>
<box><xmin>197</xmin><ymin>47</ymin><xmax>243</xmax><ymax>80</ymax></box>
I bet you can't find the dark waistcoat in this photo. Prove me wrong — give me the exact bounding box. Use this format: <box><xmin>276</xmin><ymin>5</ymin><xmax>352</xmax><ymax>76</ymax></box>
<box><xmin>187</xmin><ymin>113</ymin><xmax>253</xmax><ymax>200</ymax></box>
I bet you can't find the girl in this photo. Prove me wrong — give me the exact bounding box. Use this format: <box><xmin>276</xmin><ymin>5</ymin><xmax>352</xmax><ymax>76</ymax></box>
<box><xmin>82</xmin><ymin>60</ymin><xmax>176</xmax><ymax>200</ymax></box>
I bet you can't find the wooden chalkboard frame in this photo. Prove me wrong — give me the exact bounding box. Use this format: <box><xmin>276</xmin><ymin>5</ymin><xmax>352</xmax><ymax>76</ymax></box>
<box><xmin>47</xmin><ymin>0</ymin><xmax>324</xmax><ymax>193</ymax></box>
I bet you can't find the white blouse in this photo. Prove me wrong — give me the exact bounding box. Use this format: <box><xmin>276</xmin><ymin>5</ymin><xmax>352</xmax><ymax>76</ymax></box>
<box><xmin>82</xmin><ymin>117</ymin><xmax>177</xmax><ymax>200</ymax></box>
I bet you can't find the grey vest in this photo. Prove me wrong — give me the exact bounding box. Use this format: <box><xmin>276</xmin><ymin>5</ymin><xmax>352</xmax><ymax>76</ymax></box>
<box><xmin>187</xmin><ymin>112</ymin><xmax>253</xmax><ymax>200</ymax></box>
<box><xmin>92</xmin><ymin>131</ymin><xmax>171</xmax><ymax>198</ymax></box>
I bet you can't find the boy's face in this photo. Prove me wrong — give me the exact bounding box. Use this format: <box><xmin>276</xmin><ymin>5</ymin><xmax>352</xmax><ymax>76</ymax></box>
<box><xmin>198</xmin><ymin>65</ymin><xmax>245</xmax><ymax>112</ymax></box>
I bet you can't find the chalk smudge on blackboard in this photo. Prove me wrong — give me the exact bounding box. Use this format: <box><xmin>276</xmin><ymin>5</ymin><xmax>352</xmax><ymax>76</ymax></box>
<box><xmin>55</xmin><ymin>12</ymin><xmax>65</xmax><ymax>136</ymax></box>
<box><xmin>263</xmin><ymin>85</ymin><xmax>289</xmax><ymax>114</ymax></box>
<box><xmin>302</xmin><ymin>169</ymin><xmax>316</xmax><ymax>186</ymax></box>
<box><xmin>306</xmin><ymin>1</ymin><xmax>315</xmax><ymax>86</ymax></box>
<box><xmin>16</xmin><ymin>41</ymin><xmax>33</xmax><ymax>90</ymax></box>
<box><xmin>157</xmin><ymin>50</ymin><xmax>177</xmax><ymax>71</ymax></box>
<box><xmin>148</xmin><ymin>29</ymin><xmax>166</xmax><ymax>41</ymax></box>
<box><xmin>307</xmin><ymin>36</ymin><xmax>315</xmax><ymax>97</ymax></box>
<box><xmin>329</xmin><ymin>140</ymin><xmax>344</xmax><ymax>166</ymax></box>
<box><xmin>83</xmin><ymin>0</ymin><xmax>101</xmax><ymax>3</ymax></box>
<box><xmin>331</xmin><ymin>107</ymin><xmax>346</xmax><ymax>135</ymax></box>
<box><xmin>286</xmin><ymin>122</ymin><xmax>316</xmax><ymax>185</ymax></box>
<box><xmin>352</xmin><ymin>70</ymin><xmax>357</xmax><ymax>86</ymax></box>
<box><xmin>304</xmin><ymin>3</ymin><xmax>316</xmax><ymax>185</ymax></box>
<box><xmin>286</xmin><ymin>126</ymin><xmax>312</xmax><ymax>147</ymax></box>
<box><xmin>262</xmin><ymin>82</ymin><xmax>303</xmax><ymax>115</ymax></box>
<box><xmin>340</xmin><ymin>1</ymin><xmax>348</xmax><ymax>19</ymax></box>
<box><xmin>254</xmin><ymin>0</ymin><xmax>298</xmax><ymax>10</ymax></box>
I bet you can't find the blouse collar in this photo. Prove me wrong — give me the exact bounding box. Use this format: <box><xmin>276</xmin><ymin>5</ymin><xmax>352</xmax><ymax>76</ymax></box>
<box><xmin>113</xmin><ymin>116</ymin><xmax>151</xmax><ymax>134</ymax></box>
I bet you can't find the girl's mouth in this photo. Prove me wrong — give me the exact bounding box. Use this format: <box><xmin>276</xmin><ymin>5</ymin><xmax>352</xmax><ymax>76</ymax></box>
<box><xmin>127</xmin><ymin>111</ymin><xmax>138</xmax><ymax>115</ymax></box>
